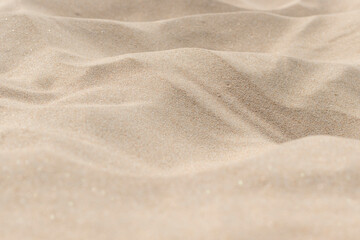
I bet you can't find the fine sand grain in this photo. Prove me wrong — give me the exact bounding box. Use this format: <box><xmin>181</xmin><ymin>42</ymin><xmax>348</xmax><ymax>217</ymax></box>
<box><xmin>1</xmin><ymin>0</ymin><xmax>360</xmax><ymax>239</ymax></box>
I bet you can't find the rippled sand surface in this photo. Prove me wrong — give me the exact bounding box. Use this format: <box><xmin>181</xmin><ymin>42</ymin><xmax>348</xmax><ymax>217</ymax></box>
<box><xmin>1</xmin><ymin>0</ymin><xmax>360</xmax><ymax>239</ymax></box>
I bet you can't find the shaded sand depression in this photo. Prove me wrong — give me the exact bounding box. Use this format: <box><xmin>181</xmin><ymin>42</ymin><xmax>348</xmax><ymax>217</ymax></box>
<box><xmin>1</xmin><ymin>0</ymin><xmax>360</xmax><ymax>239</ymax></box>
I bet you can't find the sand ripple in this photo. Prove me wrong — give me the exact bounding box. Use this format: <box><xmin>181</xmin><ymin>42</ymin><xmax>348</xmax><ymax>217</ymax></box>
<box><xmin>1</xmin><ymin>0</ymin><xmax>360</xmax><ymax>239</ymax></box>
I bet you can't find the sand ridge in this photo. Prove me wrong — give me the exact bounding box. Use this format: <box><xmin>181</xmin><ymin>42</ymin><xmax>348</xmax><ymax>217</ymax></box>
<box><xmin>1</xmin><ymin>0</ymin><xmax>360</xmax><ymax>239</ymax></box>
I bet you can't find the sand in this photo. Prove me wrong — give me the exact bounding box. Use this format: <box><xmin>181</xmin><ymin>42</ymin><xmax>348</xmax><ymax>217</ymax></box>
<box><xmin>1</xmin><ymin>0</ymin><xmax>360</xmax><ymax>239</ymax></box>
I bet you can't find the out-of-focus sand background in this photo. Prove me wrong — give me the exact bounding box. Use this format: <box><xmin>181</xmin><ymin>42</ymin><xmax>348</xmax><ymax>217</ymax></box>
<box><xmin>1</xmin><ymin>0</ymin><xmax>360</xmax><ymax>239</ymax></box>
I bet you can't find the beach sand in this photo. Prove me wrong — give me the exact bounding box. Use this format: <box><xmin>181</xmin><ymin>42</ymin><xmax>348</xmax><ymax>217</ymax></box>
<box><xmin>1</xmin><ymin>0</ymin><xmax>360</xmax><ymax>239</ymax></box>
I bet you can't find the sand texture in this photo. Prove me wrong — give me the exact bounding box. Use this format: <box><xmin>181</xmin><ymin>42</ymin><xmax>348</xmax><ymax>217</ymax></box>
<box><xmin>1</xmin><ymin>0</ymin><xmax>360</xmax><ymax>239</ymax></box>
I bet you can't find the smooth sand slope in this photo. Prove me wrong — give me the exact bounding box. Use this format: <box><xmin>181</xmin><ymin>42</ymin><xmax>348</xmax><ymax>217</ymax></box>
<box><xmin>1</xmin><ymin>0</ymin><xmax>360</xmax><ymax>239</ymax></box>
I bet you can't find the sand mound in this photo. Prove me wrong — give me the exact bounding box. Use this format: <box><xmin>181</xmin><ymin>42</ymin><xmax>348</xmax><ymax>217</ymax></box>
<box><xmin>1</xmin><ymin>0</ymin><xmax>360</xmax><ymax>239</ymax></box>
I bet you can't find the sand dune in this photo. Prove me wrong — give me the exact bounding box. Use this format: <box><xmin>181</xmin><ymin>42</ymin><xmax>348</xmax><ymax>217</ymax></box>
<box><xmin>1</xmin><ymin>0</ymin><xmax>360</xmax><ymax>239</ymax></box>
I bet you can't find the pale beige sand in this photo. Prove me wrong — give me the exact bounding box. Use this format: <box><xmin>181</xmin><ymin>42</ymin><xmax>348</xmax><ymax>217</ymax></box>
<box><xmin>1</xmin><ymin>0</ymin><xmax>360</xmax><ymax>239</ymax></box>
